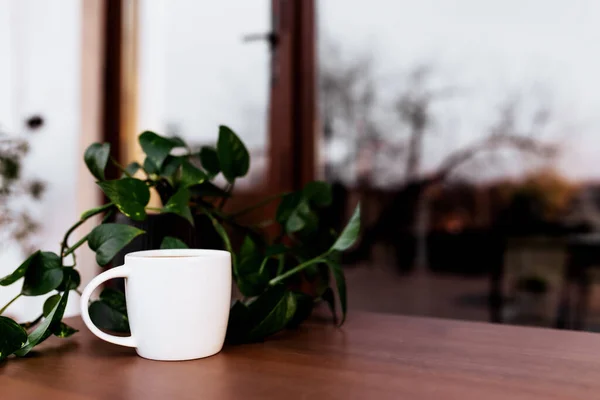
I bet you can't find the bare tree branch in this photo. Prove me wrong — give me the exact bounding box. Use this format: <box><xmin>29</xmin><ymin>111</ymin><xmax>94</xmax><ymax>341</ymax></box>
<box><xmin>393</xmin><ymin>64</ymin><xmax>461</xmax><ymax>180</ymax></box>
<box><xmin>435</xmin><ymin>134</ymin><xmax>557</xmax><ymax>181</ymax></box>
<box><xmin>320</xmin><ymin>42</ymin><xmax>558</xmax><ymax>188</ymax></box>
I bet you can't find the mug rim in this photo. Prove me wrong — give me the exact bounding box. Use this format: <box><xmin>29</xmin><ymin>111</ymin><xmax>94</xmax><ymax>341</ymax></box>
<box><xmin>125</xmin><ymin>249</ymin><xmax>230</xmax><ymax>259</ymax></box>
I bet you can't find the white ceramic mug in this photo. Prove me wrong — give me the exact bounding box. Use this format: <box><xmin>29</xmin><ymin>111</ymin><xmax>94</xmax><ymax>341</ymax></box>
<box><xmin>80</xmin><ymin>249</ymin><xmax>232</xmax><ymax>361</ymax></box>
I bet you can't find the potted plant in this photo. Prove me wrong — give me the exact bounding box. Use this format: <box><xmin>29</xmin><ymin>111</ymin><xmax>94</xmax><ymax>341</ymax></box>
<box><xmin>0</xmin><ymin>126</ymin><xmax>360</xmax><ymax>360</ymax></box>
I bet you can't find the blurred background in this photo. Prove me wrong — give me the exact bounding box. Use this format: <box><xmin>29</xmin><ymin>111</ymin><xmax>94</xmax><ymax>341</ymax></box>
<box><xmin>1</xmin><ymin>0</ymin><xmax>600</xmax><ymax>330</ymax></box>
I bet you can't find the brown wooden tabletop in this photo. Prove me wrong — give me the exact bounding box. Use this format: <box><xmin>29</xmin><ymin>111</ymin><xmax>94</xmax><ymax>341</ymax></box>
<box><xmin>2</xmin><ymin>312</ymin><xmax>600</xmax><ymax>400</ymax></box>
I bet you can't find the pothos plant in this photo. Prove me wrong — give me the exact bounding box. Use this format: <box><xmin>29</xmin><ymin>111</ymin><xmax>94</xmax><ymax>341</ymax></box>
<box><xmin>0</xmin><ymin>126</ymin><xmax>360</xmax><ymax>360</ymax></box>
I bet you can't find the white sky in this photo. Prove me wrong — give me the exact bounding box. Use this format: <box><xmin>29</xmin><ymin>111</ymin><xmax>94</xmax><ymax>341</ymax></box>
<box><xmin>143</xmin><ymin>0</ymin><xmax>600</xmax><ymax>181</ymax></box>
<box><xmin>318</xmin><ymin>0</ymin><xmax>600</xmax><ymax>180</ymax></box>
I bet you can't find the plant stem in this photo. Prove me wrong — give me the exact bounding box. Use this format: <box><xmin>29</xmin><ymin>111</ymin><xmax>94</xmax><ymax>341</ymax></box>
<box><xmin>60</xmin><ymin>218</ymin><xmax>86</xmax><ymax>261</ymax></box>
<box><xmin>219</xmin><ymin>182</ymin><xmax>235</xmax><ymax>209</ymax></box>
<box><xmin>276</xmin><ymin>254</ymin><xmax>285</xmax><ymax>276</ymax></box>
<box><xmin>195</xmin><ymin>204</ymin><xmax>261</xmax><ymax>238</ymax></box>
<box><xmin>202</xmin><ymin>209</ymin><xmax>238</xmax><ymax>277</ymax></box>
<box><xmin>269</xmin><ymin>252</ymin><xmax>330</xmax><ymax>286</ymax></box>
<box><xmin>254</xmin><ymin>219</ymin><xmax>276</xmax><ymax>229</ymax></box>
<box><xmin>229</xmin><ymin>192</ymin><xmax>286</xmax><ymax>218</ymax></box>
<box><xmin>63</xmin><ymin>233</ymin><xmax>90</xmax><ymax>257</ymax></box>
<box><xmin>86</xmin><ymin>202</ymin><xmax>114</xmax><ymax>216</ymax></box>
<box><xmin>111</xmin><ymin>157</ymin><xmax>132</xmax><ymax>178</ymax></box>
<box><xmin>0</xmin><ymin>293</ymin><xmax>22</xmax><ymax>315</ymax></box>
<box><xmin>20</xmin><ymin>314</ymin><xmax>43</xmax><ymax>330</ymax></box>
<box><xmin>101</xmin><ymin>209</ymin><xmax>115</xmax><ymax>222</ymax></box>
<box><xmin>202</xmin><ymin>210</ymin><xmax>232</xmax><ymax>252</ymax></box>
<box><xmin>61</xmin><ymin>208</ymin><xmax>114</xmax><ymax>263</ymax></box>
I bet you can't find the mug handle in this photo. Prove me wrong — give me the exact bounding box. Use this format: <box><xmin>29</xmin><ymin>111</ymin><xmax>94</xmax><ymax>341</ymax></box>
<box><xmin>80</xmin><ymin>265</ymin><xmax>136</xmax><ymax>348</ymax></box>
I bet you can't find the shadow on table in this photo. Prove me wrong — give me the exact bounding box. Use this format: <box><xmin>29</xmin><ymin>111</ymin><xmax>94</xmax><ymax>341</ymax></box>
<box><xmin>83</xmin><ymin>339</ymin><xmax>137</xmax><ymax>359</ymax></box>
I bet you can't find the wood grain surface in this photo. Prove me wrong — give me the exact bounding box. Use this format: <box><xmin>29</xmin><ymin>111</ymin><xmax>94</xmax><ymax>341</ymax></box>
<box><xmin>2</xmin><ymin>313</ymin><xmax>600</xmax><ymax>399</ymax></box>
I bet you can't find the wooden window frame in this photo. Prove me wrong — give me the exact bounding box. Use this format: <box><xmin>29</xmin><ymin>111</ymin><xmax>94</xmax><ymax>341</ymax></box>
<box><xmin>101</xmin><ymin>0</ymin><xmax>317</xmax><ymax>213</ymax></box>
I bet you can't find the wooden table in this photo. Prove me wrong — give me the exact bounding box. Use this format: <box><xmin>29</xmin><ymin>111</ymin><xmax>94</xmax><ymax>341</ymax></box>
<box><xmin>3</xmin><ymin>313</ymin><xmax>600</xmax><ymax>399</ymax></box>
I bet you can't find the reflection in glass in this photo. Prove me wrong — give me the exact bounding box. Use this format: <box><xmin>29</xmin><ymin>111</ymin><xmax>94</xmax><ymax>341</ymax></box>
<box><xmin>138</xmin><ymin>0</ymin><xmax>270</xmax><ymax>189</ymax></box>
<box><xmin>319</xmin><ymin>0</ymin><xmax>600</xmax><ymax>330</ymax></box>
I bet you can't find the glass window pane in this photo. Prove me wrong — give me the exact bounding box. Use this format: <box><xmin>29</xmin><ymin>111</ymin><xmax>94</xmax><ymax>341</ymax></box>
<box><xmin>139</xmin><ymin>0</ymin><xmax>271</xmax><ymax>190</ymax></box>
<box><xmin>319</xmin><ymin>0</ymin><xmax>600</xmax><ymax>327</ymax></box>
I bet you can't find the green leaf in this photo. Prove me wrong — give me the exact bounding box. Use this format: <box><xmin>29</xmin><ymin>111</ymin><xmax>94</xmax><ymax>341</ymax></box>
<box><xmin>189</xmin><ymin>181</ymin><xmax>230</xmax><ymax>198</ymax></box>
<box><xmin>303</xmin><ymin>181</ymin><xmax>333</xmax><ymax>207</ymax></box>
<box><xmin>258</xmin><ymin>244</ymin><xmax>288</xmax><ymax>274</ymax></box>
<box><xmin>139</xmin><ymin>131</ymin><xmax>180</xmax><ymax>169</ymax></box>
<box><xmin>160</xmin><ymin>236</ymin><xmax>189</xmax><ymax>249</ymax></box>
<box><xmin>276</xmin><ymin>254</ymin><xmax>285</xmax><ymax>275</ymax></box>
<box><xmin>84</xmin><ymin>142</ymin><xmax>110</xmax><ymax>180</ymax></box>
<box><xmin>143</xmin><ymin>157</ymin><xmax>159</xmax><ymax>175</ymax></box>
<box><xmin>239</xmin><ymin>236</ymin><xmax>258</xmax><ymax>263</ymax></box>
<box><xmin>237</xmin><ymin>272</ymin><xmax>269</xmax><ymax>298</ymax></box>
<box><xmin>0</xmin><ymin>316</ymin><xmax>28</xmax><ymax>360</ymax></box>
<box><xmin>16</xmin><ymin>289</ymin><xmax>70</xmax><ymax>356</ymax></box>
<box><xmin>22</xmin><ymin>252</ymin><xmax>63</xmax><ymax>296</ymax></box>
<box><xmin>285</xmin><ymin>208</ymin><xmax>306</xmax><ymax>232</ymax></box>
<box><xmin>237</xmin><ymin>237</ymin><xmax>268</xmax><ymax>297</ymax></box>
<box><xmin>266</xmin><ymin>244</ymin><xmax>288</xmax><ymax>257</ymax></box>
<box><xmin>210</xmin><ymin>219</ymin><xmax>232</xmax><ymax>254</ymax></box>
<box><xmin>217</xmin><ymin>125</ymin><xmax>250</xmax><ymax>183</ymax></box>
<box><xmin>162</xmin><ymin>187</ymin><xmax>193</xmax><ymax>226</ymax></box>
<box><xmin>43</xmin><ymin>293</ymin><xmax>61</xmax><ymax>317</ymax></box>
<box><xmin>180</xmin><ymin>160</ymin><xmax>207</xmax><ymax>188</ymax></box>
<box><xmin>245</xmin><ymin>285</ymin><xmax>297</xmax><ymax>342</ymax></box>
<box><xmin>0</xmin><ymin>251</ymin><xmax>40</xmax><ymax>287</ymax></box>
<box><xmin>53</xmin><ymin>322</ymin><xmax>78</xmax><ymax>338</ymax></box>
<box><xmin>275</xmin><ymin>193</ymin><xmax>317</xmax><ymax>232</ymax></box>
<box><xmin>87</xmin><ymin>289</ymin><xmax>129</xmax><ymax>333</ymax></box>
<box><xmin>276</xmin><ymin>188</ymin><xmax>327</xmax><ymax>234</ymax></box>
<box><xmin>276</xmin><ymin>193</ymin><xmax>317</xmax><ymax>233</ymax></box>
<box><xmin>160</xmin><ymin>155</ymin><xmax>183</xmax><ymax>177</ymax></box>
<box><xmin>205</xmin><ymin>213</ymin><xmax>235</xmax><ymax>274</ymax></box>
<box><xmin>123</xmin><ymin>161</ymin><xmax>142</xmax><ymax>177</ymax></box>
<box><xmin>43</xmin><ymin>294</ymin><xmax>61</xmax><ymax>317</ymax></box>
<box><xmin>97</xmin><ymin>178</ymin><xmax>150</xmax><ymax>221</ymax></box>
<box><xmin>56</xmin><ymin>268</ymin><xmax>81</xmax><ymax>291</ymax></box>
<box><xmin>286</xmin><ymin>200</ymin><xmax>317</xmax><ymax>233</ymax></box>
<box><xmin>321</xmin><ymin>287</ymin><xmax>338</xmax><ymax>325</ymax></box>
<box><xmin>89</xmin><ymin>299</ymin><xmax>129</xmax><ymax>333</ymax></box>
<box><xmin>287</xmin><ymin>292</ymin><xmax>314</xmax><ymax>329</ymax></box>
<box><xmin>169</xmin><ymin>136</ymin><xmax>187</xmax><ymax>148</ymax></box>
<box><xmin>327</xmin><ymin>262</ymin><xmax>347</xmax><ymax>325</ymax></box>
<box><xmin>80</xmin><ymin>203</ymin><xmax>114</xmax><ymax>220</ymax></box>
<box><xmin>331</xmin><ymin>204</ymin><xmax>361</xmax><ymax>251</ymax></box>
<box><xmin>199</xmin><ymin>146</ymin><xmax>220</xmax><ymax>177</ymax></box>
<box><xmin>99</xmin><ymin>288</ymin><xmax>127</xmax><ymax>314</ymax></box>
<box><xmin>276</xmin><ymin>192</ymin><xmax>302</xmax><ymax>224</ymax></box>
<box><xmin>88</xmin><ymin>223</ymin><xmax>145</xmax><ymax>266</ymax></box>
